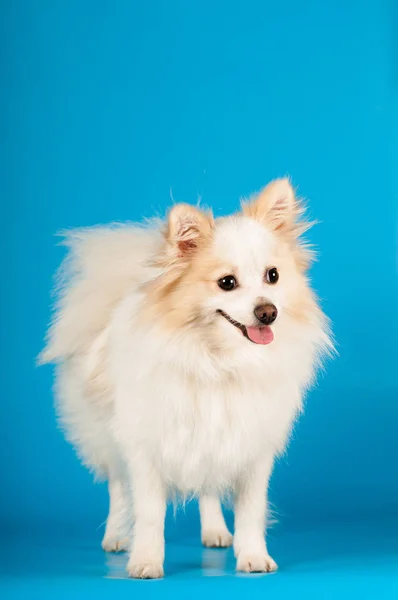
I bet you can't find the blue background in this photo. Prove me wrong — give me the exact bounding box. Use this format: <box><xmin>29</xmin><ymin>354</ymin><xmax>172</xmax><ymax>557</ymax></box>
<box><xmin>1</xmin><ymin>0</ymin><xmax>397</xmax><ymax>597</ymax></box>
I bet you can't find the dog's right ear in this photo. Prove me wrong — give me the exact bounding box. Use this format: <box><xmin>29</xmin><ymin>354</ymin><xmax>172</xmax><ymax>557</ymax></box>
<box><xmin>166</xmin><ymin>204</ymin><xmax>214</xmax><ymax>260</ymax></box>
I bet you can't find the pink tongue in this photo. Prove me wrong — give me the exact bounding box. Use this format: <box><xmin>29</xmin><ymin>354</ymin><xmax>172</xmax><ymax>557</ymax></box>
<box><xmin>246</xmin><ymin>325</ymin><xmax>274</xmax><ymax>345</ymax></box>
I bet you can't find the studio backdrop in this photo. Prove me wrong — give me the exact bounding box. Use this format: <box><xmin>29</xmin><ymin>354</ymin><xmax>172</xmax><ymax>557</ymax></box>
<box><xmin>1</xmin><ymin>0</ymin><xmax>397</xmax><ymax>564</ymax></box>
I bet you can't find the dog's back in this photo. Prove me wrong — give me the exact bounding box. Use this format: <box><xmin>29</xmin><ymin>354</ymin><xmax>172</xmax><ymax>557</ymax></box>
<box><xmin>39</xmin><ymin>223</ymin><xmax>163</xmax><ymax>479</ymax></box>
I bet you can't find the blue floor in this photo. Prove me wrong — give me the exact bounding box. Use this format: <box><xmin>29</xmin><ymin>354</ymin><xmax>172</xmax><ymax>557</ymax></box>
<box><xmin>2</xmin><ymin>519</ymin><xmax>397</xmax><ymax>599</ymax></box>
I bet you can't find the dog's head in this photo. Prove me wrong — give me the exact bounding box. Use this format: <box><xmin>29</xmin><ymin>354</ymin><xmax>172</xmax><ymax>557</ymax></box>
<box><xmin>145</xmin><ymin>179</ymin><xmax>325</xmax><ymax>356</ymax></box>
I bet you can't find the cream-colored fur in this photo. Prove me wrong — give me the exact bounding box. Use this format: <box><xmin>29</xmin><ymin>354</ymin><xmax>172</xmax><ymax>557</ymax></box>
<box><xmin>40</xmin><ymin>179</ymin><xmax>332</xmax><ymax>578</ymax></box>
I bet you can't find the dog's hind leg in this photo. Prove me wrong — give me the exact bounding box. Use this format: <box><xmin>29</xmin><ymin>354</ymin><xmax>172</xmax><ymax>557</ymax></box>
<box><xmin>102</xmin><ymin>472</ymin><xmax>131</xmax><ymax>552</ymax></box>
<box><xmin>199</xmin><ymin>495</ymin><xmax>233</xmax><ymax>548</ymax></box>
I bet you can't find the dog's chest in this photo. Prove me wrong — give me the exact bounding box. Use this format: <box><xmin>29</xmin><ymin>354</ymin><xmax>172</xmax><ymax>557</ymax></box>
<box><xmin>153</xmin><ymin>376</ymin><xmax>294</xmax><ymax>492</ymax></box>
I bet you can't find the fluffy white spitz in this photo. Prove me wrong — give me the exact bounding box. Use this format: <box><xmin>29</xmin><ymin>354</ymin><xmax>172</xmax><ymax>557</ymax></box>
<box><xmin>40</xmin><ymin>179</ymin><xmax>332</xmax><ymax>578</ymax></box>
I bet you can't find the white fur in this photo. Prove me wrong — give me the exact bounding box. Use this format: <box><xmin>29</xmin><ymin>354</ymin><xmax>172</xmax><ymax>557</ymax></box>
<box><xmin>41</xmin><ymin>194</ymin><xmax>331</xmax><ymax>578</ymax></box>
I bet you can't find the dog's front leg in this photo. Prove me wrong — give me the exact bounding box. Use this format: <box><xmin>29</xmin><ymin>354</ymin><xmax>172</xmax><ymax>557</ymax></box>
<box><xmin>126</xmin><ymin>457</ymin><xmax>166</xmax><ymax>579</ymax></box>
<box><xmin>234</xmin><ymin>454</ymin><xmax>278</xmax><ymax>573</ymax></box>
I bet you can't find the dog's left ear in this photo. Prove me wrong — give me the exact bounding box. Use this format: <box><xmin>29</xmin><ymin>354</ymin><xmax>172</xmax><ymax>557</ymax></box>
<box><xmin>242</xmin><ymin>178</ymin><xmax>298</xmax><ymax>234</ymax></box>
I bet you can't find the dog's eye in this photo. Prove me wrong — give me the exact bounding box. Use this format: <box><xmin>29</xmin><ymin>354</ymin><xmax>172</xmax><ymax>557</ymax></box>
<box><xmin>265</xmin><ymin>267</ymin><xmax>279</xmax><ymax>284</ymax></box>
<box><xmin>218</xmin><ymin>275</ymin><xmax>237</xmax><ymax>291</ymax></box>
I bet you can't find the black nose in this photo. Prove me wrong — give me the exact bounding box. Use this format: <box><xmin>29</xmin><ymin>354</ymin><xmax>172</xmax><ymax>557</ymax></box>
<box><xmin>254</xmin><ymin>303</ymin><xmax>278</xmax><ymax>325</ymax></box>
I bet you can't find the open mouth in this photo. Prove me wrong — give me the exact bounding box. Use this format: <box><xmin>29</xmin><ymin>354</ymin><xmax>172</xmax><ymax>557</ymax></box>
<box><xmin>217</xmin><ymin>310</ymin><xmax>274</xmax><ymax>345</ymax></box>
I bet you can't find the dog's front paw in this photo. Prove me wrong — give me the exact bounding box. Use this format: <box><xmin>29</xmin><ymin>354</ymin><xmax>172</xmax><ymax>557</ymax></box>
<box><xmin>202</xmin><ymin>528</ymin><xmax>233</xmax><ymax>548</ymax></box>
<box><xmin>127</xmin><ymin>557</ymin><xmax>164</xmax><ymax>579</ymax></box>
<box><xmin>236</xmin><ymin>552</ymin><xmax>278</xmax><ymax>573</ymax></box>
<box><xmin>102</xmin><ymin>534</ymin><xmax>129</xmax><ymax>553</ymax></box>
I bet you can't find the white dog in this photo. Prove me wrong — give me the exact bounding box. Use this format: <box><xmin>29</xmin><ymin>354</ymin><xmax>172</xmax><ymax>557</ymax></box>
<box><xmin>40</xmin><ymin>179</ymin><xmax>332</xmax><ymax>578</ymax></box>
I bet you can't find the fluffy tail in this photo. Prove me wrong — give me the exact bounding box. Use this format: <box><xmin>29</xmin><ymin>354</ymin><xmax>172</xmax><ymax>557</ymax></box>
<box><xmin>39</xmin><ymin>223</ymin><xmax>163</xmax><ymax>364</ymax></box>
